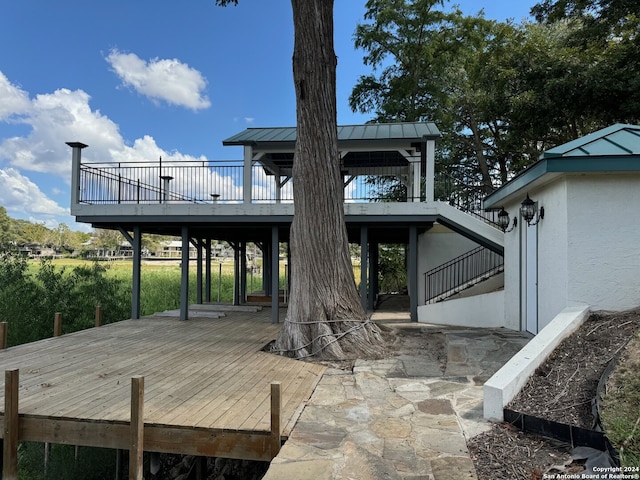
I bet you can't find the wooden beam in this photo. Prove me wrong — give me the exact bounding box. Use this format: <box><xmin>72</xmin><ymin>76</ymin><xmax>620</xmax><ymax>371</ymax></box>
<box><xmin>129</xmin><ymin>376</ymin><xmax>144</xmax><ymax>480</ymax></box>
<box><xmin>270</xmin><ymin>382</ymin><xmax>281</xmax><ymax>458</ymax></box>
<box><xmin>18</xmin><ymin>417</ymin><xmax>274</xmax><ymax>461</ymax></box>
<box><xmin>0</xmin><ymin>322</ymin><xmax>7</xmax><ymax>350</ymax></box>
<box><xmin>53</xmin><ymin>312</ymin><xmax>62</xmax><ymax>337</ymax></box>
<box><xmin>3</xmin><ymin>369</ymin><xmax>19</xmax><ymax>480</ymax></box>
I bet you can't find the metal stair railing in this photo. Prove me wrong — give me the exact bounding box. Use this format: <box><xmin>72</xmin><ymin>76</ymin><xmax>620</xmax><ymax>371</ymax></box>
<box><xmin>424</xmin><ymin>246</ymin><xmax>504</xmax><ymax>304</ymax></box>
<box><xmin>434</xmin><ymin>172</ymin><xmax>501</xmax><ymax>229</ymax></box>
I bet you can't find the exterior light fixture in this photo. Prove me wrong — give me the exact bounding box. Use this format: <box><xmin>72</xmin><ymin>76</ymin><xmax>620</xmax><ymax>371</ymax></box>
<box><xmin>520</xmin><ymin>194</ymin><xmax>544</xmax><ymax>226</ymax></box>
<box><xmin>497</xmin><ymin>207</ymin><xmax>517</xmax><ymax>232</ymax></box>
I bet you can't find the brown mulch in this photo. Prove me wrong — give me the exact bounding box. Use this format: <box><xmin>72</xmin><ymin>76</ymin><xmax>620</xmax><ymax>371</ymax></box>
<box><xmin>468</xmin><ymin>308</ymin><xmax>640</xmax><ymax>480</ymax></box>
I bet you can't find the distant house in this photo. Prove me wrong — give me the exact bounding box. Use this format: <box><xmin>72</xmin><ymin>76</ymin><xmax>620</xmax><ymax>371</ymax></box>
<box><xmin>18</xmin><ymin>243</ymin><xmax>57</xmax><ymax>258</ymax></box>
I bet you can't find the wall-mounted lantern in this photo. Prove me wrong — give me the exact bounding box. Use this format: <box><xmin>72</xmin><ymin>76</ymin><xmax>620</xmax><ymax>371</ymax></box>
<box><xmin>520</xmin><ymin>194</ymin><xmax>544</xmax><ymax>226</ymax></box>
<box><xmin>497</xmin><ymin>207</ymin><xmax>517</xmax><ymax>232</ymax></box>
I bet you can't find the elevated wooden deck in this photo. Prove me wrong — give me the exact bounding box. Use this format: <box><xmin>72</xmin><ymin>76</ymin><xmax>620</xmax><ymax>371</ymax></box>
<box><xmin>0</xmin><ymin>307</ymin><xmax>325</xmax><ymax>464</ymax></box>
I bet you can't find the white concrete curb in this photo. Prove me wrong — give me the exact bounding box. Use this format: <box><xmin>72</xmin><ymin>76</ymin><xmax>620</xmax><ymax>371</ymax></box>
<box><xmin>483</xmin><ymin>304</ymin><xmax>591</xmax><ymax>421</ymax></box>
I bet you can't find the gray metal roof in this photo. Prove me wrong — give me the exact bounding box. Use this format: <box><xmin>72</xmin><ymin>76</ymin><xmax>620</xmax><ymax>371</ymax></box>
<box><xmin>222</xmin><ymin>122</ymin><xmax>441</xmax><ymax>147</ymax></box>
<box><xmin>484</xmin><ymin>123</ymin><xmax>640</xmax><ymax>208</ymax></box>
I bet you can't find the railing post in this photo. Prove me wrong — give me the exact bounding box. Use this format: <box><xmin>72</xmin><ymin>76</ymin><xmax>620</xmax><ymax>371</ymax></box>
<box><xmin>160</xmin><ymin>176</ymin><xmax>173</xmax><ymax>203</ymax></box>
<box><xmin>95</xmin><ymin>305</ymin><xmax>103</xmax><ymax>327</ymax></box>
<box><xmin>3</xmin><ymin>369</ymin><xmax>19</xmax><ymax>480</ymax></box>
<box><xmin>66</xmin><ymin>142</ymin><xmax>88</xmax><ymax>206</ymax></box>
<box><xmin>54</xmin><ymin>312</ymin><xmax>62</xmax><ymax>337</ymax></box>
<box><xmin>0</xmin><ymin>322</ymin><xmax>7</xmax><ymax>350</ymax></box>
<box><xmin>270</xmin><ymin>382</ymin><xmax>281</xmax><ymax>458</ymax></box>
<box><xmin>129</xmin><ymin>376</ymin><xmax>144</xmax><ymax>480</ymax></box>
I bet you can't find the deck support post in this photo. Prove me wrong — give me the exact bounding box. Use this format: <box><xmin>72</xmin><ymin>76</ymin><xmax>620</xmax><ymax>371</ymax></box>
<box><xmin>54</xmin><ymin>312</ymin><xmax>62</xmax><ymax>337</ymax></box>
<box><xmin>95</xmin><ymin>306</ymin><xmax>103</xmax><ymax>327</ymax></box>
<box><xmin>368</xmin><ymin>241</ymin><xmax>378</xmax><ymax>311</ymax></box>
<box><xmin>115</xmin><ymin>449</ymin><xmax>123</xmax><ymax>480</ymax></box>
<box><xmin>129</xmin><ymin>376</ymin><xmax>144</xmax><ymax>480</ymax></box>
<box><xmin>270</xmin><ymin>382</ymin><xmax>281</xmax><ymax>458</ymax></box>
<box><xmin>196</xmin><ymin>456</ymin><xmax>207</xmax><ymax>480</ymax></box>
<box><xmin>120</xmin><ymin>226</ymin><xmax>142</xmax><ymax>319</ymax></box>
<box><xmin>0</xmin><ymin>322</ymin><xmax>7</xmax><ymax>349</ymax></box>
<box><xmin>240</xmin><ymin>241</ymin><xmax>247</xmax><ymax>303</ymax></box>
<box><xmin>409</xmin><ymin>225</ymin><xmax>418</xmax><ymax>322</ymax></box>
<box><xmin>44</xmin><ymin>442</ymin><xmax>51</xmax><ymax>475</ymax></box>
<box><xmin>180</xmin><ymin>226</ymin><xmax>190</xmax><ymax>321</ymax></box>
<box><xmin>205</xmin><ymin>238</ymin><xmax>212</xmax><ymax>303</ymax></box>
<box><xmin>263</xmin><ymin>242</ymin><xmax>271</xmax><ymax>296</ymax></box>
<box><xmin>3</xmin><ymin>369</ymin><xmax>19</xmax><ymax>480</ymax></box>
<box><xmin>132</xmin><ymin>226</ymin><xmax>142</xmax><ymax>319</ymax></box>
<box><xmin>231</xmin><ymin>242</ymin><xmax>240</xmax><ymax>306</ymax></box>
<box><xmin>193</xmin><ymin>237</ymin><xmax>204</xmax><ymax>304</ymax></box>
<box><xmin>360</xmin><ymin>226</ymin><xmax>369</xmax><ymax>311</ymax></box>
<box><xmin>271</xmin><ymin>226</ymin><xmax>279</xmax><ymax>324</ymax></box>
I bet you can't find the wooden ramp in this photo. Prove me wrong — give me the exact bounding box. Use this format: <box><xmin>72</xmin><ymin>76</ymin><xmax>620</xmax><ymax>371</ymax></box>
<box><xmin>0</xmin><ymin>308</ymin><xmax>325</xmax><ymax>464</ymax></box>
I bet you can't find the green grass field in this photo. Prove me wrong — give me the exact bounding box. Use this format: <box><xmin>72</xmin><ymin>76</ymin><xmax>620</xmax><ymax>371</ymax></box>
<box><xmin>26</xmin><ymin>257</ymin><xmax>290</xmax><ymax>317</ymax></box>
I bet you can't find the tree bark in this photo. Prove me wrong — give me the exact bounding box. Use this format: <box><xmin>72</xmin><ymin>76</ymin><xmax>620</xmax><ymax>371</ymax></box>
<box><xmin>274</xmin><ymin>0</ymin><xmax>383</xmax><ymax>359</ymax></box>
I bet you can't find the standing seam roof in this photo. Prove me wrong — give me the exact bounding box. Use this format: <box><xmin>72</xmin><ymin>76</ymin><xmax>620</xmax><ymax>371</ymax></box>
<box><xmin>222</xmin><ymin>122</ymin><xmax>440</xmax><ymax>145</ymax></box>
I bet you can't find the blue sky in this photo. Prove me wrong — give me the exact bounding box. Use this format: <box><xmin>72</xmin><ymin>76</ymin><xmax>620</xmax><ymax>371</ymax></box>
<box><xmin>0</xmin><ymin>0</ymin><xmax>536</xmax><ymax>232</ymax></box>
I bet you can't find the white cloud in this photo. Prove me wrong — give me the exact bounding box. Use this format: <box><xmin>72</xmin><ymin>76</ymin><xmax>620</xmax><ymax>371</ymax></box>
<box><xmin>0</xmin><ymin>168</ymin><xmax>67</xmax><ymax>216</ymax></box>
<box><xmin>106</xmin><ymin>49</ymin><xmax>211</xmax><ymax>110</ymax></box>
<box><xmin>0</xmin><ymin>87</ymin><xmax>124</xmax><ymax>177</ymax></box>
<box><xmin>0</xmin><ymin>72</ymin><xmax>31</xmax><ymax>120</ymax></box>
<box><xmin>0</xmin><ymin>70</ymin><xmax>241</xmax><ymax>229</ymax></box>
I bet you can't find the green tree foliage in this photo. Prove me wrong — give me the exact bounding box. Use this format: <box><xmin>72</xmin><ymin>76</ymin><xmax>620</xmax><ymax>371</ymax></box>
<box><xmin>0</xmin><ymin>252</ymin><xmax>130</xmax><ymax>346</ymax></box>
<box><xmin>532</xmin><ymin>0</ymin><xmax>640</xmax><ymax>122</ymax></box>
<box><xmin>351</xmin><ymin>0</ymin><xmax>640</xmax><ymax>195</ymax></box>
<box><xmin>0</xmin><ymin>206</ymin><xmax>11</xmax><ymax>245</ymax></box>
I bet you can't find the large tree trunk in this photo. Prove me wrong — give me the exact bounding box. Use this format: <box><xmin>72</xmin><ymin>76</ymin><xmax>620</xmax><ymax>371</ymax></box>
<box><xmin>274</xmin><ymin>0</ymin><xmax>384</xmax><ymax>359</ymax></box>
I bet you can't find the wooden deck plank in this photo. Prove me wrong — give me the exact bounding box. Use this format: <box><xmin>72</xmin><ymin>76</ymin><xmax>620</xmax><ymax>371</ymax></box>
<box><xmin>0</xmin><ymin>308</ymin><xmax>325</xmax><ymax>462</ymax></box>
<box><xmin>209</xmin><ymin>355</ymin><xmax>300</xmax><ymax>430</ymax></box>
<box><xmin>153</xmin><ymin>350</ymin><xmax>286</xmax><ymax>427</ymax></box>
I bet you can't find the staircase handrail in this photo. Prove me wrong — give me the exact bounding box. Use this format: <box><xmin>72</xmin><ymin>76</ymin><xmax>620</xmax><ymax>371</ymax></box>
<box><xmin>434</xmin><ymin>172</ymin><xmax>501</xmax><ymax>228</ymax></box>
<box><xmin>424</xmin><ymin>246</ymin><xmax>504</xmax><ymax>304</ymax></box>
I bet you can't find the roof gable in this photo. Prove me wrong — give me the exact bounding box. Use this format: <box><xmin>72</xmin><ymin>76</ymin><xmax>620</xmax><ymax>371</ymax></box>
<box><xmin>542</xmin><ymin>124</ymin><xmax>640</xmax><ymax>159</ymax></box>
<box><xmin>484</xmin><ymin>124</ymin><xmax>640</xmax><ymax>209</ymax></box>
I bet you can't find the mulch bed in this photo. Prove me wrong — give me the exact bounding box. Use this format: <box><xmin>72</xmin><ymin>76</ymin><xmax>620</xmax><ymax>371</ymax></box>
<box><xmin>468</xmin><ymin>308</ymin><xmax>640</xmax><ymax>479</ymax></box>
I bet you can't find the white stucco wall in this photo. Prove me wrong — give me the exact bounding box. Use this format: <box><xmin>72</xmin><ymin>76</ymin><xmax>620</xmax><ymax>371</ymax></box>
<box><xmin>418</xmin><ymin>290</ymin><xmax>504</xmax><ymax>328</ymax></box>
<box><xmin>417</xmin><ymin>224</ymin><xmax>480</xmax><ymax>304</ymax></box>
<box><xmin>502</xmin><ymin>179</ymin><xmax>570</xmax><ymax>331</ymax></box>
<box><xmin>503</xmin><ymin>173</ymin><xmax>640</xmax><ymax>333</ymax></box>
<box><xmin>565</xmin><ymin>174</ymin><xmax>640</xmax><ymax>311</ymax></box>
<box><xmin>535</xmin><ymin>179</ymin><xmax>571</xmax><ymax>330</ymax></box>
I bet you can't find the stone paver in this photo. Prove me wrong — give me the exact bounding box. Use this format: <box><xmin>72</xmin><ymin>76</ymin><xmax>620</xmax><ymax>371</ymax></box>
<box><xmin>263</xmin><ymin>323</ymin><xmax>530</xmax><ymax>480</ymax></box>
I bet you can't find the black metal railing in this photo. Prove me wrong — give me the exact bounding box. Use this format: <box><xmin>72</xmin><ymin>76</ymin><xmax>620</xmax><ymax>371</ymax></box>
<box><xmin>434</xmin><ymin>172</ymin><xmax>501</xmax><ymax>228</ymax></box>
<box><xmin>424</xmin><ymin>246</ymin><xmax>504</xmax><ymax>304</ymax></box>
<box><xmin>78</xmin><ymin>160</ymin><xmax>418</xmax><ymax>204</ymax></box>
